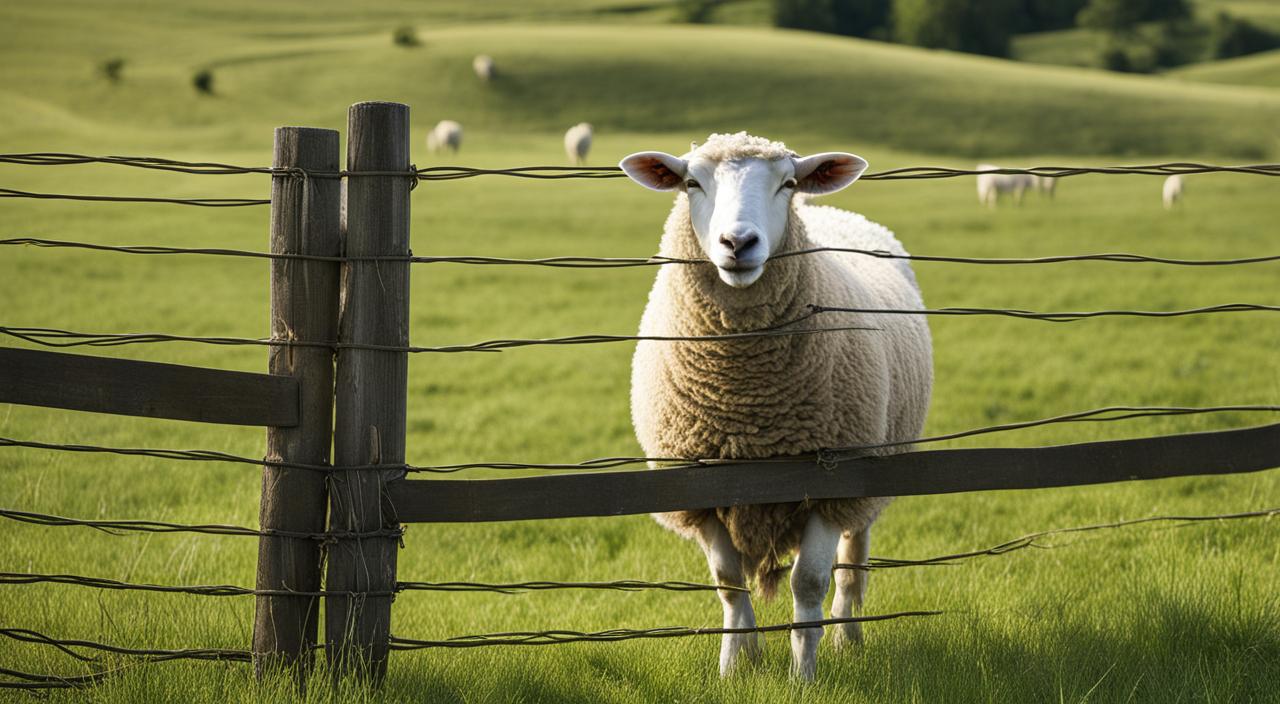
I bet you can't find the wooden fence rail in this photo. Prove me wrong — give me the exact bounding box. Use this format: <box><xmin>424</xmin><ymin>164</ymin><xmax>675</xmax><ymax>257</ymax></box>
<box><xmin>0</xmin><ymin>347</ymin><xmax>296</xmax><ymax>427</ymax></box>
<box><xmin>384</xmin><ymin>422</ymin><xmax>1280</xmax><ymax>523</ymax></box>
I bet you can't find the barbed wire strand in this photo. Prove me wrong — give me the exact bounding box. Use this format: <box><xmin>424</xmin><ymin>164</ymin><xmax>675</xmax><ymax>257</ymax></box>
<box><xmin>388</xmin><ymin>611</ymin><xmax>941</xmax><ymax>650</ymax></box>
<box><xmin>0</xmin><ymin>612</ymin><xmax>939</xmax><ymax>689</ymax></box>
<box><xmin>808</xmin><ymin>303</ymin><xmax>1280</xmax><ymax>323</ymax></box>
<box><xmin>0</xmin><ymin>628</ymin><xmax>250</xmax><ymax>663</ymax></box>
<box><xmin>6</xmin><ymin>237</ymin><xmax>1280</xmax><ymax>268</ymax></box>
<box><xmin>5</xmin><ymin>508</ymin><xmax>1273</xmax><ymax>602</ymax></box>
<box><xmin>3</xmin><ymin>301</ymin><xmax>1279</xmax><ymax>357</ymax></box>
<box><xmin>0</xmin><ymin>187</ymin><xmax>268</xmax><ymax>207</ymax></box>
<box><xmin>833</xmin><ymin>507</ymin><xmax>1280</xmax><ymax>571</ymax></box>
<box><xmin>0</xmin><ymin>572</ymin><xmax>742</xmax><ymax>597</ymax></box>
<box><xmin>5</xmin><ymin>153</ymin><xmax>1279</xmax><ymax>180</ymax></box>
<box><xmin>0</xmin><ymin>508</ymin><xmax>399</xmax><ymax>540</ymax></box>
<box><xmin>3</xmin><ymin>405</ymin><xmax>1277</xmax><ymax>475</ymax></box>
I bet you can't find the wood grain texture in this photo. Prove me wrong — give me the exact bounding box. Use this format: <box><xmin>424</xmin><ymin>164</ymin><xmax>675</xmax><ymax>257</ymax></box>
<box><xmin>386</xmin><ymin>423</ymin><xmax>1280</xmax><ymax>523</ymax></box>
<box><xmin>326</xmin><ymin>102</ymin><xmax>410</xmax><ymax>681</ymax></box>
<box><xmin>253</xmin><ymin>126</ymin><xmax>341</xmax><ymax>677</ymax></box>
<box><xmin>0</xmin><ymin>346</ymin><xmax>297</xmax><ymax>426</ymax></box>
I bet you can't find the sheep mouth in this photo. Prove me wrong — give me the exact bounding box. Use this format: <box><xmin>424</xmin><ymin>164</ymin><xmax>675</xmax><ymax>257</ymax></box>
<box><xmin>716</xmin><ymin>264</ymin><xmax>764</xmax><ymax>288</ymax></box>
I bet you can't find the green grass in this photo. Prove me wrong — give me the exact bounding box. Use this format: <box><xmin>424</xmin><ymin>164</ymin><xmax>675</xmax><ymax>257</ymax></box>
<box><xmin>1171</xmin><ymin>47</ymin><xmax>1280</xmax><ymax>86</ymax></box>
<box><xmin>1</xmin><ymin>5</ymin><xmax>1279</xmax><ymax>702</ymax></box>
<box><xmin>1011</xmin><ymin>27</ymin><xmax>1103</xmax><ymax>68</ymax></box>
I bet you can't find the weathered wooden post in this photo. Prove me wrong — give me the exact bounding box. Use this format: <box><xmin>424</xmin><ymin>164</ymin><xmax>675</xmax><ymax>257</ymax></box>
<box><xmin>326</xmin><ymin>101</ymin><xmax>411</xmax><ymax>680</ymax></box>
<box><xmin>254</xmin><ymin>127</ymin><xmax>342</xmax><ymax>676</ymax></box>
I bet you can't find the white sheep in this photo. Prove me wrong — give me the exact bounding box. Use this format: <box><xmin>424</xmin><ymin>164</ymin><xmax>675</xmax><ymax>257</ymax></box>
<box><xmin>621</xmin><ymin>133</ymin><xmax>933</xmax><ymax>680</ymax></box>
<box><xmin>976</xmin><ymin>163</ymin><xmax>1032</xmax><ymax>208</ymax></box>
<box><xmin>426</xmin><ymin>120</ymin><xmax>462</xmax><ymax>154</ymax></box>
<box><xmin>472</xmin><ymin>54</ymin><xmax>495</xmax><ymax>81</ymax></box>
<box><xmin>1163</xmin><ymin>174</ymin><xmax>1183</xmax><ymax>210</ymax></box>
<box><xmin>1032</xmin><ymin>174</ymin><xmax>1057</xmax><ymax>199</ymax></box>
<box><xmin>564</xmin><ymin>123</ymin><xmax>593</xmax><ymax>165</ymax></box>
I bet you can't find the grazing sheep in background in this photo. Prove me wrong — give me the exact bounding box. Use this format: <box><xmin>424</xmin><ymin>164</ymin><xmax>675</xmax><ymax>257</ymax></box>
<box><xmin>1163</xmin><ymin>174</ymin><xmax>1183</xmax><ymax>210</ymax></box>
<box><xmin>976</xmin><ymin>163</ymin><xmax>1032</xmax><ymax>208</ymax></box>
<box><xmin>564</xmin><ymin>122</ymin><xmax>593</xmax><ymax>165</ymax></box>
<box><xmin>621</xmin><ymin>132</ymin><xmax>933</xmax><ymax>680</ymax></box>
<box><xmin>426</xmin><ymin>120</ymin><xmax>462</xmax><ymax>154</ymax></box>
<box><xmin>473</xmin><ymin>54</ymin><xmax>495</xmax><ymax>81</ymax></box>
<box><xmin>1032</xmin><ymin>174</ymin><xmax>1057</xmax><ymax>199</ymax></box>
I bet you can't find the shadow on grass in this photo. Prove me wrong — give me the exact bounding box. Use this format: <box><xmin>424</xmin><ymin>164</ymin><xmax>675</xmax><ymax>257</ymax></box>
<box><xmin>382</xmin><ymin>595</ymin><xmax>1280</xmax><ymax>703</ymax></box>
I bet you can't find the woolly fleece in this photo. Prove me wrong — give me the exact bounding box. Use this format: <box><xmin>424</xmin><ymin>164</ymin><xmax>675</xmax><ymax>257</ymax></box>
<box><xmin>630</xmin><ymin>138</ymin><xmax>933</xmax><ymax>594</ymax></box>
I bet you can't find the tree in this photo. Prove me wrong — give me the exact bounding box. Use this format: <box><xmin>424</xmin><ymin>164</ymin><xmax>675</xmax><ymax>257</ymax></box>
<box><xmin>1076</xmin><ymin>0</ymin><xmax>1189</xmax><ymax>34</ymax></box>
<box><xmin>772</xmin><ymin>0</ymin><xmax>837</xmax><ymax>34</ymax></box>
<box><xmin>1208</xmin><ymin>11</ymin><xmax>1280</xmax><ymax>59</ymax></box>
<box><xmin>772</xmin><ymin>0</ymin><xmax>890</xmax><ymax>38</ymax></box>
<box><xmin>892</xmin><ymin>0</ymin><xmax>1022</xmax><ymax>57</ymax></box>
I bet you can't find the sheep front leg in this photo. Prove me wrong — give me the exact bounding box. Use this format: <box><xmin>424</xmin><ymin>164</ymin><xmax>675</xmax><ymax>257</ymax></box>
<box><xmin>695</xmin><ymin>516</ymin><xmax>760</xmax><ymax>676</ymax></box>
<box><xmin>831</xmin><ymin>527</ymin><xmax>871</xmax><ymax>649</ymax></box>
<box><xmin>790</xmin><ymin>513</ymin><xmax>843</xmax><ymax>681</ymax></box>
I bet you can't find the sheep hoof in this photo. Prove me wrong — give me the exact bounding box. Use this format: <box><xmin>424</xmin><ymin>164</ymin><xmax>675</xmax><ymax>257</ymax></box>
<box><xmin>831</xmin><ymin>622</ymin><xmax>864</xmax><ymax>650</ymax></box>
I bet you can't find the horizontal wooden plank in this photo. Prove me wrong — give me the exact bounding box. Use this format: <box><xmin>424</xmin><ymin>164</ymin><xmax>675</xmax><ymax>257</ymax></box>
<box><xmin>0</xmin><ymin>347</ymin><xmax>298</xmax><ymax>427</ymax></box>
<box><xmin>386</xmin><ymin>423</ymin><xmax>1280</xmax><ymax>523</ymax></box>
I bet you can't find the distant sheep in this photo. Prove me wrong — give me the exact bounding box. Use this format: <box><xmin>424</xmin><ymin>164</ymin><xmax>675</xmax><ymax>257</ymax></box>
<box><xmin>426</xmin><ymin>120</ymin><xmax>462</xmax><ymax>154</ymax></box>
<box><xmin>564</xmin><ymin>123</ymin><xmax>593</xmax><ymax>165</ymax></box>
<box><xmin>1163</xmin><ymin>175</ymin><xmax>1183</xmax><ymax>210</ymax></box>
<box><xmin>976</xmin><ymin>163</ymin><xmax>1032</xmax><ymax>208</ymax></box>
<box><xmin>621</xmin><ymin>132</ymin><xmax>932</xmax><ymax>680</ymax></box>
<box><xmin>473</xmin><ymin>55</ymin><xmax>495</xmax><ymax>81</ymax></box>
<box><xmin>1031</xmin><ymin>174</ymin><xmax>1057</xmax><ymax>199</ymax></box>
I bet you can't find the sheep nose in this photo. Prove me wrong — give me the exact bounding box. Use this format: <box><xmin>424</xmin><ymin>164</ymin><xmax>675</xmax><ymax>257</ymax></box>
<box><xmin>718</xmin><ymin>232</ymin><xmax>759</xmax><ymax>256</ymax></box>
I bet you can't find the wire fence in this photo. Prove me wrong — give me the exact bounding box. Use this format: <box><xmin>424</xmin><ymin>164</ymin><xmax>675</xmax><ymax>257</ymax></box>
<box><xmin>4</xmin><ymin>505</ymin><xmax>1276</xmax><ymax>690</ymax></box>
<box><xmin>7</xmin><ymin>236</ymin><xmax>1280</xmax><ymax>268</ymax></box>
<box><xmin>3</xmin><ymin>300</ymin><xmax>1278</xmax><ymax>358</ymax></box>
<box><xmin>3</xmin><ymin>148</ymin><xmax>1279</xmax><ymax>691</ymax></box>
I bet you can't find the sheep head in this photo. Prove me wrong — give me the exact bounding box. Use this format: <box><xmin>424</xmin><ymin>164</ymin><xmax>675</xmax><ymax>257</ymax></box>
<box><xmin>620</xmin><ymin>132</ymin><xmax>866</xmax><ymax>288</ymax></box>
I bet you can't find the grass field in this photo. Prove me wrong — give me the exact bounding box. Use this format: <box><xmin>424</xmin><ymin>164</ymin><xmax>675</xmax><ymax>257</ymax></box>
<box><xmin>1</xmin><ymin>4</ymin><xmax>1279</xmax><ymax>702</ymax></box>
<box><xmin>1172</xmin><ymin>48</ymin><xmax>1280</xmax><ymax>87</ymax></box>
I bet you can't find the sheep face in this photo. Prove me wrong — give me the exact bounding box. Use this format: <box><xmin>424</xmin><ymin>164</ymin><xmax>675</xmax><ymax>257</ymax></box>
<box><xmin>620</xmin><ymin>148</ymin><xmax>867</xmax><ymax>288</ymax></box>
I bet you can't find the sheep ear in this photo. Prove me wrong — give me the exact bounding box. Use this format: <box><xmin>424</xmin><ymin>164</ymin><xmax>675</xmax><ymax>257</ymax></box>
<box><xmin>792</xmin><ymin>153</ymin><xmax>868</xmax><ymax>195</ymax></box>
<box><xmin>619</xmin><ymin>152</ymin><xmax>687</xmax><ymax>191</ymax></box>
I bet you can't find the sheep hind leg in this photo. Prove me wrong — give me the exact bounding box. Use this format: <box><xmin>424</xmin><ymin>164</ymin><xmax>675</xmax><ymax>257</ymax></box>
<box><xmin>831</xmin><ymin>527</ymin><xmax>871</xmax><ymax>650</ymax></box>
<box><xmin>695</xmin><ymin>516</ymin><xmax>761</xmax><ymax>676</ymax></box>
<box><xmin>789</xmin><ymin>513</ymin><xmax>843</xmax><ymax>681</ymax></box>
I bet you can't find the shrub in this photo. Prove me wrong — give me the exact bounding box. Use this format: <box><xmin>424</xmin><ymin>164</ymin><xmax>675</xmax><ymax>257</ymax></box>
<box><xmin>100</xmin><ymin>58</ymin><xmax>125</xmax><ymax>83</ymax></box>
<box><xmin>1099</xmin><ymin>44</ymin><xmax>1131</xmax><ymax>71</ymax></box>
<box><xmin>193</xmin><ymin>69</ymin><xmax>214</xmax><ymax>95</ymax></box>
<box><xmin>392</xmin><ymin>25</ymin><xmax>421</xmax><ymax>47</ymax></box>
<box><xmin>676</xmin><ymin>0</ymin><xmax>721</xmax><ymax>23</ymax></box>
<box><xmin>1208</xmin><ymin>12</ymin><xmax>1280</xmax><ymax>59</ymax></box>
<box><xmin>893</xmin><ymin>0</ymin><xmax>1022</xmax><ymax>57</ymax></box>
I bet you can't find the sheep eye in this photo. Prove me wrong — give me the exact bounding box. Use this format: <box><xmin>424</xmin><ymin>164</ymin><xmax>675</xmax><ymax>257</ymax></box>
<box><xmin>684</xmin><ymin>179</ymin><xmax>701</xmax><ymax>190</ymax></box>
<box><xmin>782</xmin><ymin>178</ymin><xmax>798</xmax><ymax>190</ymax></box>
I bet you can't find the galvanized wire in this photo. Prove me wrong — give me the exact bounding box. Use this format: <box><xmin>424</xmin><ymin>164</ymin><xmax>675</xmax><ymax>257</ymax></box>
<box><xmin>833</xmin><ymin>507</ymin><xmax>1280</xmax><ymax>571</ymax></box>
<box><xmin>388</xmin><ymin>611</ymin><xmax>941</xmax><ymax>649</ymax></box>
<box><xmin>0</xmin><ymin>571</ymin><xmax>739</xmax><ymax>597</ymax></box>
<box><xmin>5</xmin><ymin>152</ymin><xmax>1278</xmax><ymax>180</ymax></box>
<box><xmin>3</xmin><ymin>298</ymin><xmax>1278</xmax><ymax>357</ymax></box>
<box><xmin>7</xmin><ymin>236</ymin><xmax>1280</xmax><ymax>268</ymax></box>
<box><xmin>0</xmin><ymin>507</ymin><xmax>400</xmax><ymax>540</ymax></box>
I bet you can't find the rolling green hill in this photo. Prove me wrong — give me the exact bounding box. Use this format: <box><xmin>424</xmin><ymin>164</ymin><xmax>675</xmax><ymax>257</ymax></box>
<box><xmin>2</xmin><ymin>9</ymin><xmax>1279</xmax><ymax>158</ymax></box>
<box><xmin>1171</xmin><ymin>47</ymin><xmax>1280</xmax><ymax>86</ymax></box>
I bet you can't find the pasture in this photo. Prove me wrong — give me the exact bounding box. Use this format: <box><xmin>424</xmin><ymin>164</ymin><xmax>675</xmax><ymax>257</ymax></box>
<box><xmin>1</xmin><ymin>3</ymin><xmax>1278</xmax><ymax>702</ymax></box>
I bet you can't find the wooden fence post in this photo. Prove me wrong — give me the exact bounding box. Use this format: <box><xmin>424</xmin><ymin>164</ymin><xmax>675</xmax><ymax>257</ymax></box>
<box><xmin>326</xmin><ymin>101</ymin><xmax>411</xmax><ymax>681</ymax></box>
<box><xmin>254</xmin><ymin>127</ymin><xmax>342</xmax><ymax>677</ymax></box>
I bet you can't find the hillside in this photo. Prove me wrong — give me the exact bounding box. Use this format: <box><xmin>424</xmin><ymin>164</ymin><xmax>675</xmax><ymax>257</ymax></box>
<box><xmin>1</xmin><ymin>10</ymin><xmax>1278</xmax><ymax>158</ymax></box>
<box><xmin>1170</xmin><ymin>47</ymin><xmax>1280</xmax><ymax>87</ymax></box>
